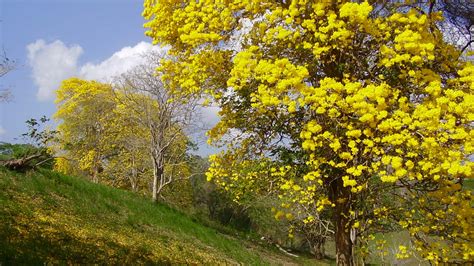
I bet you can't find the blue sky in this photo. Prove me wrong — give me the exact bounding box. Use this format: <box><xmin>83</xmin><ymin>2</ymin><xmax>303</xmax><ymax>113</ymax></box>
<box><xmin>0</xmin><ymin>0</ymin><xmax>218</xmax><ymax>155</ymax></box>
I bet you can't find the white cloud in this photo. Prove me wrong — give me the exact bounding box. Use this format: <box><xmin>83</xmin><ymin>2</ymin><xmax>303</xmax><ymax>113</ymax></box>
<box><xmin>0</xmin><ymin>126</ymin><xmax>5</xmax><ymax>136</ymax></box>
<box><xmin>27</xmin><ymin>40</ymin><xmax>164</xmax><ymax>101</ymax></box>
<box><xmin>27</xmin><ymin>40</ymin><xmax>83</xmax><ymax>101</ymax></box>
<box><xmin>79</xmin><ymin>42</ymin><xmax>160</xmax><ymax>82</ymax></box>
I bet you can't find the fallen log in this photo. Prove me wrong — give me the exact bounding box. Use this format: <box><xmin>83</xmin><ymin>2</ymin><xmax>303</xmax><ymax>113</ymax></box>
<box><xmin>1</xmin><ymin>153</ymin><xmax>43</xmax><ymax>171</ymax></box>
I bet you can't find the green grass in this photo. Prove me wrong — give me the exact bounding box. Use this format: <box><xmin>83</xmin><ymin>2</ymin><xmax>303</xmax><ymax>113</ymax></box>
<box><xmin>0</xmin><ymin>167</ymin><xmax>324</xmax><ymax>265</ymax></box>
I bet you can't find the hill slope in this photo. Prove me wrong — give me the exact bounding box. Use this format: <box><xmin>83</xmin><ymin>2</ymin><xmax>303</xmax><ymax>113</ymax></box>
<box><xmin>0</xmin><ymin>168</ymin><xmax>322</xmax><ymax>265</ymax></box>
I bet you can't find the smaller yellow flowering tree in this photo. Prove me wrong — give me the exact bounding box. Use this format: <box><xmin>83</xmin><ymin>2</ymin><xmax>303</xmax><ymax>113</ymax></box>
<box><xmin>101</xmin><ymin>93</ymin><xmax>152</xmax><ymax>191</ymax></box>
<box><xmin>54</xmin><ymin>78</ymin><xmax>153</xmax><ymax>191</ymax></box>
<box><xmin>54</xmin><ymin>78</ymin><xmax>117</xmax><ymax>183</ymax></box>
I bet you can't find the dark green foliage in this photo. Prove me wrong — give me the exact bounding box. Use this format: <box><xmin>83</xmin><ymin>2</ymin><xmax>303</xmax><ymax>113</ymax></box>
<box><xmin>21</xmin><ymin>116</ymin><xmax>57</xmax><ymax>147</ymax></box>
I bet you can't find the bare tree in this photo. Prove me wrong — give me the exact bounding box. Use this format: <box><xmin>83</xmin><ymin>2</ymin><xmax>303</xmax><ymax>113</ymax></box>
<box><xmin>115</xmin><ymin>52</ymin><xmax>200</xmax><ymax>203</ymax></box>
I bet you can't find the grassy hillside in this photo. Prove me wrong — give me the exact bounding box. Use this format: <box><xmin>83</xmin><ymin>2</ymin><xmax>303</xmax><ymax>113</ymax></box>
<box><xmin>0</xmin><ymin>167</ymin><xmax>325</xmax><ymax>265</ymax></box>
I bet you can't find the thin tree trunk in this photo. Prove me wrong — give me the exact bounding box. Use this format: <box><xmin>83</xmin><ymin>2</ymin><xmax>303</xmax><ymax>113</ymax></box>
<box><xmin>91</xmin><ymin>150</ymin><xmax>102</xmax><ymax>183</ymax></box>
<box><xmin>152</xmin><ymin>153</ymin><xmax>164</xmax><ymax>203</ymax></box>
<box><xmin>92</xmin><ymin>164</ymin><xmax>99</xmax><ymax>183</ymax></box>
<box><xmin>152</xmin><ymin>157</ymin><xmax>159</xmax><ymax>203</ymax></box>
<box><xmin>131</xmin><ymin>171</ymin><xmax>138</xmax><ymax>192</ymax></box>
<box><xmin>130</xmin><ymin>157</ymin><xmax>138</xmax><ymax>192</ymax></box>
<box><xmin>310</xmin><ymin>238</ymin><xmax>326</xmax><ymax>260</ymax></box>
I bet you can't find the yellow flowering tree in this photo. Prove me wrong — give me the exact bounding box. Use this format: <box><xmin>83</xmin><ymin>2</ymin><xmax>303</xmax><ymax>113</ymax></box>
<box><xmin>54</xmin><ymin>78</ymin><xmax>117</xmax><ymax>183</ymax></box>
<box><xmin>143</xmin><ymin>1</ymin><xmax>473</xmax><ymax>264</ymax></box>
<box><xmin>54</xmin><ymin>78</ymin><xmax>153</xmax><ymax>190</ymax></box>
<box><xmin>101</xmin><ymin>91</ymin><xmax>153</xmax><ymax>191</ymax></box>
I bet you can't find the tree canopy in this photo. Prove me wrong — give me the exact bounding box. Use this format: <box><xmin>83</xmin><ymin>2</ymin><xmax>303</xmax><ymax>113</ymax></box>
<box><xmin>143</xmin><ymin>1</ymin><xmax>473</xmax><ymax>264</ymax></box>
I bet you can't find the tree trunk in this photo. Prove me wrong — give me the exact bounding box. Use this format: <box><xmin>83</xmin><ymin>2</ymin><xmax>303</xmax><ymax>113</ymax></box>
<box><xmin>131</xmin><ymin>176</ymin><xmax>138</xmax><ymax>192</ymax></box>
<box><xmin>91</xmin><ymin>149</ymin><xmax>101</xmax><ymax>183</ymax></box>
<box><xmin>329</xmin><ymin>174</ymin><xmax>353</xmax><ymax>266</ymax></box>
<box><xmin>92</xmin><ymin>164</ymin><xmax>99</xmax><ymax>183</ymax></box>
<box><xmin>335</xmin><ymin>204</ymin><xmax>352</xmax><ymax>265</ymax></box>
<box><xmin>130</xmin><ymin>157</ymin><xmax>138</xmax><ymax>192</ymax></box>
<box><xmin>152</xmin><ymin>154</ymin><xmax>164</xmax><ymax>203</ymax></box>
<box><xmin>152</xmin><ymin>159</ymin><xmax>159</xmax><ymax>203</ymax></box>
<box><xmin>310</xmin><ymin>238</ymin><xmax>326</xmax><ymax>260</ymax></box>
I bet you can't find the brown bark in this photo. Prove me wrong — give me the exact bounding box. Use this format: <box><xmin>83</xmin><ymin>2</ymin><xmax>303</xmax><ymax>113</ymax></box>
<box><xmin>335</xmin><ymin>202</ymin><xmax>353</xmax><ymax>266</ymax></box>
<box><xmin>329</xmin><ymin>174</ymin><xmax>354</xmax><ymax>266</ymax></box>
